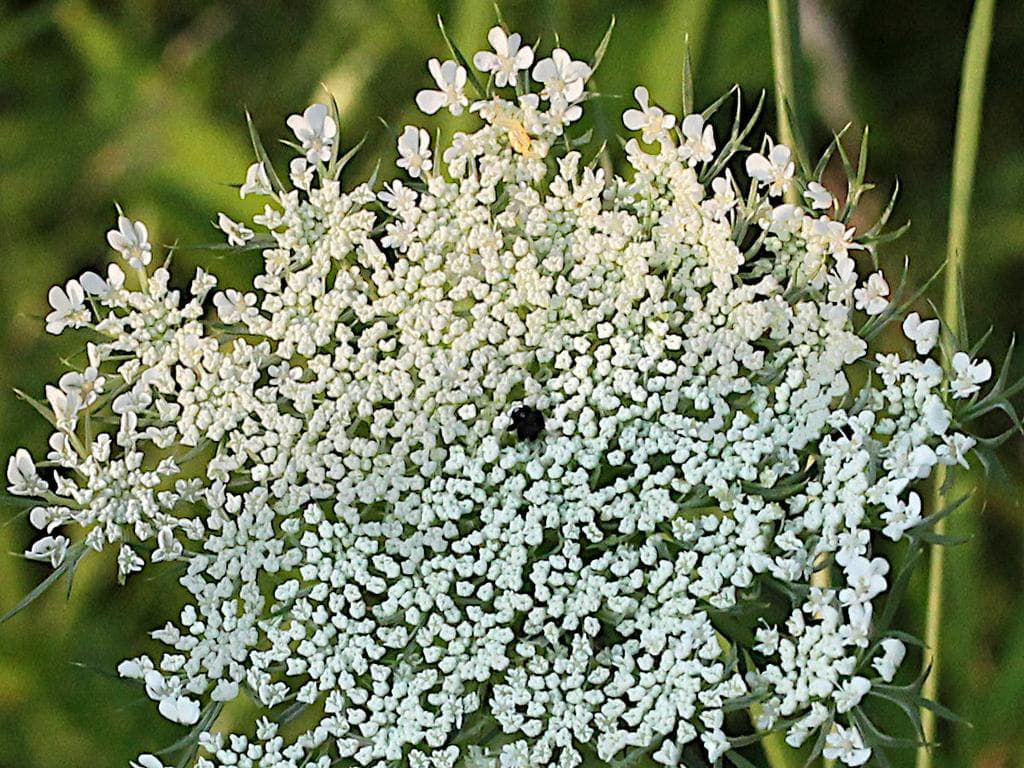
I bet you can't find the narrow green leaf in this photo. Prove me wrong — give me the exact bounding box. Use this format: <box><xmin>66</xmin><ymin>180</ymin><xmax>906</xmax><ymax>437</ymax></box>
<box><xmin>681</xmin><ymin>33</ymin><xmax>694</xmax><ymax>115</ymax></box>
<box><xmin>589</xmin><ymin>16</ymin><xmax>616</xmax><ymax>74</ymax></box>
<box><xmin>700</xmin><ymin>84</ymin><xmax>741</xmax><ymax>123</ymax></box>
<box><xmin>0</xmin><ymin>542</ymin><xmax>88</xmax><ymax>624</ymax></box>
<box><xmin>330</xmin><ymin>133</ymin><xmax>367</xmax><ymax>181</ymax></box>
<box><xmin>326</xmin><ymin>90</ymin><xmax>343</xmax><ymax>171</ymax></box>
<box><xmin>875</xmin><ymin>542</ymin><xmax>922</xmax><ymax>636</ymax></box>
<box><xmin>813</xmin><ymin>124</ymin><xmax>851</xmax><ymax>180</ymax></box>
<box><xmin>0</xmin><ymin>494</ymin><xmax>38</xmax><ymax>511</ymax></box>
<box><xmin>725</xmin><ymin>749</ymin><xmax>762</xmax><ymax>768</ymax></box>
<box><xmin>180</xmin><ymin>235</ymin><xmax>276</xmax><ymax>253</ymax></box>
<box><xmin>437</xmin><ymin>15</ymin><xmax>486</xmax><ymax>98</ymax></box>
<box><xmin>856</xmin><ymin>125</ymin><xmax>870</xmax><ymax>187</ymax></box>
<box><xmin>13</xmin><ymin>387</ymin><xmax>58</xmax><ymax>430</ymax></box>
<box><xmin>245</xmin><ymin>110</ymin><xmax>286</xmax><ymax>194</ymax></box>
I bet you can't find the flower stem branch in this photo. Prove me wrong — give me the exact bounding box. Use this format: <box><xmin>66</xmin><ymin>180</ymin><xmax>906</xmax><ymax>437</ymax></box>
<box><xmin>918</xmin><ymin>1</ymin><xmax>997</xmax><ymax>767</ymax></box>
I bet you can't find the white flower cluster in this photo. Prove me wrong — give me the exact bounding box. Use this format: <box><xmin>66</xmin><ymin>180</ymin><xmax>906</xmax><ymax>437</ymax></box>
<box><xmin>8</xmin><ymin>23</ymin><xmax>995</xmax><ymax>768</ymax></box>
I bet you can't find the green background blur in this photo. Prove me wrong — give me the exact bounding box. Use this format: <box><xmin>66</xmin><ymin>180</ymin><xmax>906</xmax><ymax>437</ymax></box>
<box><xmin>1</xmin><ymin>1</ymin><xmax>1022</xmax><ymax>766</ymax></box>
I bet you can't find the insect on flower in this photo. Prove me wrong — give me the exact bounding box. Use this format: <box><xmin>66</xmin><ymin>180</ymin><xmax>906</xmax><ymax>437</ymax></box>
<box><xmin>492</xmin><ymin>113</ymin><xmax>539</xmax><ymax>158</ymax></box>
<box><xmin>509</xmin><ymin>406</ymin><xmax>545</xmax><ymax>440</ymax></box>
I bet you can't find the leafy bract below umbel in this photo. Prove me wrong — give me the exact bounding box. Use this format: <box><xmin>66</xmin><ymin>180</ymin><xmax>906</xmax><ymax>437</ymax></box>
<box><xmin>3</xmin><ymin>18</ymin><xmax>1009</xmax><ymax>768</ymax></box>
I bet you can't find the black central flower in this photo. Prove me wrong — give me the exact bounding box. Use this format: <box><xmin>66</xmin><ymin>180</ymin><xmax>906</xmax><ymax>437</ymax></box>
<box><xmin>510</xmin><ymin>405</ymin><xmax>545</xmax><ymax>440</ymax></box>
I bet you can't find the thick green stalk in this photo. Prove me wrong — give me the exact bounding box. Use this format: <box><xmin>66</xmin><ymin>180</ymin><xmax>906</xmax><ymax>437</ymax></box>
<box><xmin>767</xmin><ymin>0</ymin><xmax>804</xmax><ymax>192</ymax></box>
<box><xmin>917</xmin><ymin>1</ymin><xmax>996</xmax><ymax>767</ymax></box>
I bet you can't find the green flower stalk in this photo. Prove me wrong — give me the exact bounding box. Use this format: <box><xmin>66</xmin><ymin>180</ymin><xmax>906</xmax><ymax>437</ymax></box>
<box><xmin>918</xmin><ymin>1</ymin><xmax>997</xmax><ymax>767</ymax></box>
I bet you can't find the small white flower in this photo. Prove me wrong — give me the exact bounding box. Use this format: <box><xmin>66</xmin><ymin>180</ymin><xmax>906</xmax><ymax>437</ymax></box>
<box><xmin>473</xmin><ymin>27</ymin><xmax>534</xmax><ymax>88</ymax></box>
<box><xmin>397</xmin><ymin>126</ymin><xmax>433</xmax><ymax>179</ymax></box>
<box><xmin>853</xmin><ymin>271</ymin><xmax>890</xmax><ymax>315</ymax></box>
<box><xmin>949</xmin><ymin>351</ymin><xmax>992</xmax><ymax>398</ymax></box>
<box><xmin>840</xmin><ymin>556</ymin><xmax>889</xmax><ymax>606</ymax></box>
<box><xmin>79</xmin><ymin>263</ymin><xmax>126</xmax><ymax>300</ymax></box>
<box><xmin>836</xmin><ymin>528</ymin><xmax>869</xmax><ymax>568</ymax></box>
<box><xmin>190</xmin><ymin>267</ymin><xmax>217</xmax><ymax>300</ymax></box>
<box><xmin>543</xmin><ymin>96</ymin><xmax>583</xmax><ymax>133</ymax></box>
<box><xmin>823</xmin><ymin>723</ymin><xmax>871</xmax><ymax>766</ymax></box>
<box><xmin>106</xmin><ymin>215</ymin><xmax>152</xmax><ymax>269</ymax></box>
<box><xmin>922</xmin><ymin>396</ymin><xmax>951</xmax><ymax>435</ymax></box>
<box><xmin>118</xmin><ymin>544</ymin><xmax>145</xmax><ymax>582</ymax></box>
<box><xmin>46</xmin><ymin>432</ymin><xmax>76</xmax><ymax>466</ymax></box>
<box><xmin>289</xmin><ymin>157</ymin><xmax>315</xmax><ymax>191</ymax></box>
<box><xmin>118</xmin><ymin>657</ymin><xmax>153</xmax><ymax>680</ymax></box>
<box><xmin>416</xmin><ymin>58</ymin><xmax>469</xmax><ymax>116</ymax></box>
<box><xmin>286</xmin><ymin>103</ymin><xmax>337</xmax><ymax>164</ymax></box>
<box><xmin>834</xmin><ymin>675</ymin><xmax>871</xmax><ymax>713</ymax></box>
<box><xmin>152</xmin><ymin>527</ymin><xmax>184</xmax><ymax>562</ymax></box>
<box><xmin>111</xmin><ymin>385</ymin><xmax>151</xmax><ymax>416</ymax></box>
<box><xmin>28</xmin><ymin>507</ymin><xmax>55</xmax><ymax>532</ymax></box>
<box><xmin>213</xmin><ymin>289</ymin><xmax>258</xmax><ymax>324</ymax></box>
<box><xmin>623</xmin><ymin>86</ymin><xmax>676</xmax><ymax>144</ymax></box>
<box><xmin>131</xmin><ymin>756</ymin><xmax>167</xmax><ymax>768</ymax></box>
<box><xmin>532</xmin><ymin>48</ymin><xmax>591</xmax><ymax>104</ymax></box>
<box><xmin>59</xmin><ymin>366</ymin><xmax>105</xmax><ymax>408</ymax></box>
<box><xmin>872</xmin><ymin>637</ymin><xmax>906</xmax><ymax>682</ymax></box>
<box><xmin>46</xmin><ymin>279</ymin><xmax>89</xmax><ymax>335</ymax></box>
<box><xmin>158</xmin><ymin>695</ymin><xmax>201</xmax><ymax>725</ymax></box>
<box><xmin>25</xmin><ymin>535</ymin><xmax>70</xmax><ymax>568</ymax></box>
<box><xmin>652</xmin><ymin>738</ymin><xmax>681</xmax><ymax>766</ymax></box>
<box><xmin>211</xmin><ymin>679</ymin><xmax>240</xmax><ymax>702</ymax></box>
<box><xmin>908</xmin><ymin>443</ymin><xmax>939</xmax><ymax>479</ymax></box>
<box><xmin>881</xmin><ymin>491</ymin><xmax>923</xmax><ymax>541</ymax></box>
<box><xmin>704</xmin><ymin>172</ymin><xmax>737</xmax><ymax>220</ymax></box>
<box><xmin>46</xmin><ymin>384</ymin><xmax>81</xmax><ymax>432</ymax></box>
<box><xmin>679</xmin><ymin>113</ymin><xmax>716</xmax><ymax>166</ymax></box>
<box><xmin>937</xmin><ymin>432</ymin><xmax>976</xmax><ymax>468</ymax></box>
<box><xmin>804</xmin><ymin>181</ymin><xmax>834</xmax><ymax>210</ymax></box>
<box><xmin>785</xmin><ymin>704</ymin><xmax>829</xmax><ymax>748</ymax></box>
<box><xmin>811</xmin><ymin>217</ymin><xmax>861</xmax><ymax>258</ymax></box>
<box><xmin>216</xmin><ymin>213</ymin><xmax>254</xmax><ymax>246</ymax></box>
<box><xmin>378</xmin><ymin>179</ymin><xmax>417</xmax><ymax>211</ymax></box>
<box><xmin>7</xmin><ymin>449</ymin><xmax>47</xmax><ymax>496</ymax></box>
<box><xmin>902</xmin><ymin>312</ymin><xmax>940</xmax><ymax>355</ymax></box>
<box><xmin>239</xmin><ymin>162</ymin><xmax>272</xmax><ymax>198</ymax></box>
<box><xmin>746</xmin><ymin>140</ymin><xmax>795</xmax><ymax>197</ymax></box>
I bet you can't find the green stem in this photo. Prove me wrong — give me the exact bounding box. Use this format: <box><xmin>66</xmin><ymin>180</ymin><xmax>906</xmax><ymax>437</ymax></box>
<box><xmin>767</xmin><ymin>0</ymin><xmax>804</xmax><ymax>207</ymax></box>
<box><xmin>917</xmin><ymin>2</ymin><xmax>996</xmax><ymax>767</ymax></box>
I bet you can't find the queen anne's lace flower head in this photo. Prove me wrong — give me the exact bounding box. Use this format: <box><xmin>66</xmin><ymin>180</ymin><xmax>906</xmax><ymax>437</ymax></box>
<box><xmin>6</xmin><ymin>20</ymin><xmax>1005</xmax><ymax>768</ymax></box>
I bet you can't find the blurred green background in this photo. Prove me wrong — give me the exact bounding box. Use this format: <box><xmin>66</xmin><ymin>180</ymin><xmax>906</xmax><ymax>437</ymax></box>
<box><xmin>1</xmin><ymin>0</ymin><xmax>1022</xmax><ymax>765</ymax></box>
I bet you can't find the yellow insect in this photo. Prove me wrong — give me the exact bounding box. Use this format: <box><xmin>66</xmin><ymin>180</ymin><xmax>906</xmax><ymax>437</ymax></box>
<box><xmin>493</xmin><ymin>113</ymin><xmax>538</xmax><ymax>158</ymax></box>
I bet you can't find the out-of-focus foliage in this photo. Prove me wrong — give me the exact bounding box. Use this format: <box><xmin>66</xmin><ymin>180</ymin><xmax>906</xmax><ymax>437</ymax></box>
<box><xmin>0</xmin><ymin>1</ymin><xmax>1020</xmax><ymax>766</ymax></box>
